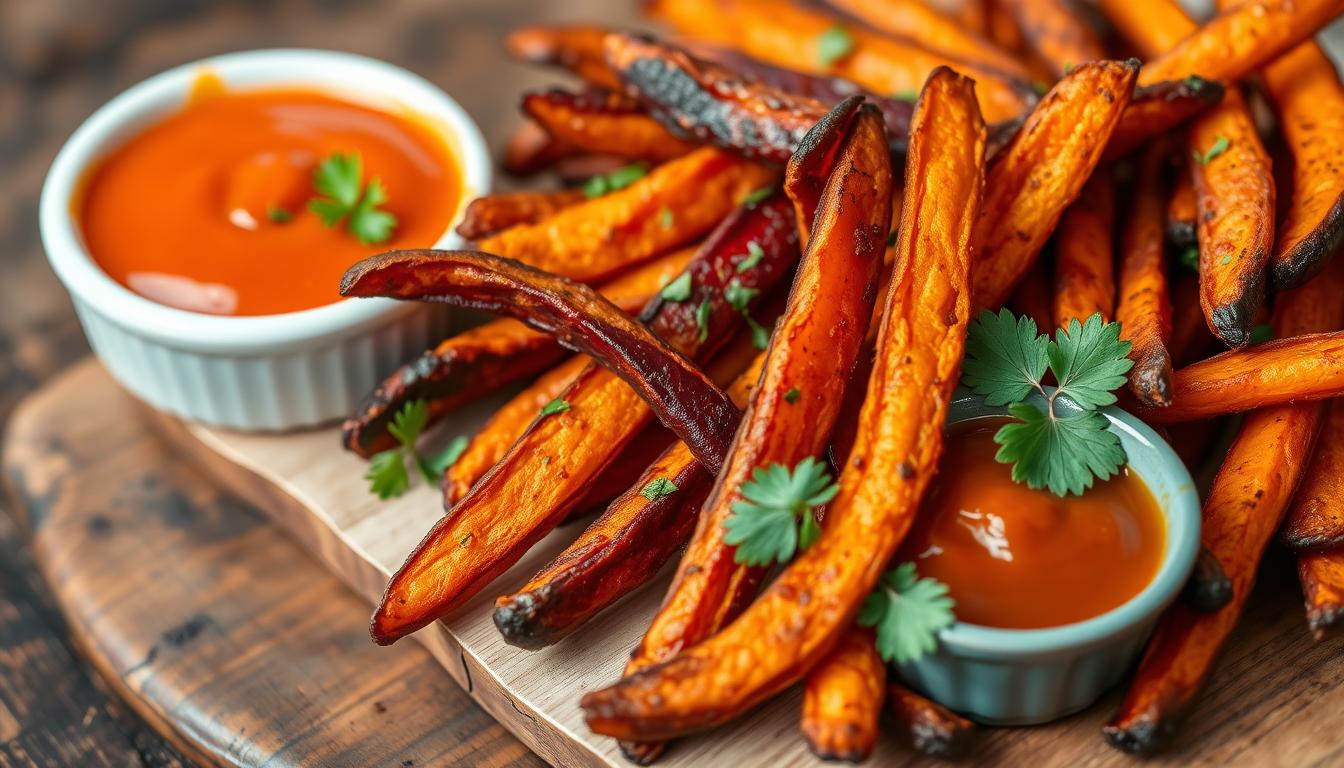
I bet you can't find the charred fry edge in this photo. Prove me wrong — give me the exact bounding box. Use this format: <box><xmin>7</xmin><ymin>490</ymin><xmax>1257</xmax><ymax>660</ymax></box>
<box><xmin>521</xmin><ymin>88</ymin><xmax>698</xmax><ymax>162</ymax></box>
<box><xmin>886</xmin><ymin>681</ymin><xmax>977</xmax><ymax>760</ymax></box>
<box><xmin>801</xmin><ymin>628</ymin><xmax>886</xmax><ymax>763</ymax></box>
<box><xmin>457</xmin><ymin>188</ymin><xmax>586</xmax><ymax>241</ymax></box>
<box><xmin>1117</xmin><ymin>147</ymin><xmax>1174</xmax><ymax>407</ymax></box>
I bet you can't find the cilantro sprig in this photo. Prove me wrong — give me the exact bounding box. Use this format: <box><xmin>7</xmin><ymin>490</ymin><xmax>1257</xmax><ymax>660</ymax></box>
<box><xmin>309</xmin><ymin>152</ymin><xmax>397</xmax><ymax>245</ymax></box>
<box><xmin>723</xmin><ymin>457</ymin><xmax>838</xmax><ymax>566</ymax></box>
<box><xmin>961</xmin><ymin>310</ymin><xmax>1133</xmax><ymax>496</ymax></box>
<box><xmin>582</xmin><ymin>163</ymin><xmax>648</xmax><ymax>198</ymax></box>
<box><xmin>857</xmin><ymin>563</ymin><xmax>956</xmax><ymax>664</ymax></box>
<box><xmin>366</xmin><ymin>400</ymin><xmax>467</xmax><ymax>499</ymax></box>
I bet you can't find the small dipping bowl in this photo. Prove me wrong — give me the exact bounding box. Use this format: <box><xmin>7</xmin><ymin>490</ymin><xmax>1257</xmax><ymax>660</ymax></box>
<box><xmin>41</xmin><ymin>49</ymin><xmax>491</xmax><ymax>430</ymax></box>
<box><xmin>897</xmin><ymin>388</ymin><xmax>1201</xmax><ymax>725</ymax></box>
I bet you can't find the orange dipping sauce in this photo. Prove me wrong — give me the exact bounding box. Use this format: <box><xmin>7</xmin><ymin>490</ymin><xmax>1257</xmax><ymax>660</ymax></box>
<box><xmin>77</xmin><ymin>84</ymin><xmax>460</xmax><ymax>315</ymax></box>
<box><xmin>899</xmin><ymin>418</ymin><xmax>1165</xmax><ymax>629</ymax></box>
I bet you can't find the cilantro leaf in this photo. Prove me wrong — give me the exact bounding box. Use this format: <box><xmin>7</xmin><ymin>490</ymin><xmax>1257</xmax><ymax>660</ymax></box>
<box><xmin>313</xmin><ymin>151</ymin><xmax>363</xmax><ymax>209</ymax></box>
<box><xmin>1047</xmin><ymin>313</ymin><xmax>1133</xmax><ymax>410</ymax></box>
<box><xmin>724</xmin><ymin>457</ymin><xmax>839</xmax><ymax>566</ymax></box>
<box><xmin>366</xmin><ymin>449</ymin><xmax>411</xmax><ymax>500</ymax></box>
<box><xmin>309</xmin><ymin>152</ymin><xmax>397</xmax><ymax>244</ymax></box>
<box><xmin>661</xmin><ymin>273</ymin><xmax>693</xmax><ymax>302</ymax></box>
<box><xmin>418</xmin><ymin>435</ymin><xmax>470</xmax><ymax>484</ymax></box>
<box><xmin>994</xmin><ymin>403</ymin><xmax>1125</xmax><ymax>496</ymax></box>
<box><xmin>817</xmin><ymin>24</ymin><xmax>856</xmax><ymax>67</ymax></box>
<box><xmin>350</xmin><ymin>179</ymin><xmax>397</xmax><ymax>245</ymax></box>
<box><xmin>857</xmin><ymin>563</ymin><xmax>955</xmax><ymax>664</ymax></box>
<box><xmin>540</xmin><ymin>397</ymin><xmax>571</xmax><ymax>416</ymax></box>
<box><xmin>583</xmin><ymin>163</ymin><xmax>649</xmax><ymax>198</ymax></box>
<box><xmin>962</xmin><ymin>308</ymin><xmax>1050</xmax><ymax>406</ymax></box>
<box><xmin>387</xmin><ymin>399</ymin><xmax>429</xmax><ymax>447</ymax></box>
<box><xmin>736</xmin><ymin>241</ymin><xmax>765</xmax><ymax>273</ymax></box>
<box><xmin>741</xmin><ymin>186</ymin><xmax>774</xmax><ymax>206</ymax></box>
<box><xmin>640</xmin><ymin>477</ymin><xmax>679</xmax><ymax>501</ymax></box>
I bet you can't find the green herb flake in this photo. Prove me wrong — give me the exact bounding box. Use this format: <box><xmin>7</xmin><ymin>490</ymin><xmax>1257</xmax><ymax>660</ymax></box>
<box><xmin>886</xmin><ymin>229</ymin><xmax>898</xmax><ymax>247</ymax></box>
<box><xmin>1194</xmin><ymin>135</ymin><xmax>1231</xmax><ymax>166</ymax></box>
<box><xmin>640</xmin><ymin>477</ymin><xmax>679</xmax><ymax>501</ymax></box>
<box><xmin>724</xmin><ymin>279</ymin><xmax>759</xmax><ymax>312</ymax></box>
<box><xmin>659</xmin><ymin>206</ymin><xmax>674</xmax><ymax>230</ymax></box>
<box><xmin>661</xmin><ymin>272</ymin><xmax>694</xmax><ymax>302</ymax></box>
<box><xmin>742</xmin><ymin>186</ymin><xmax>775</xmax><ymax>206</ymax></box>
<box><xmin>695</xmin><ymin>297</ymin><xmax>713</xmax><ymax>343</ymax></box>
<box><xmin>1179</xmin><ymin>246</ymin><xmax>1200</xmax><ymax>271</ymax></box>
<box><xmin>890</xmin><ymin>90</ymin><xmax>919</xmax><ymax>103</ymax></box>
<box><xmin>266</xmin><ymin>206</ymin><xmax>293</xmax><ymax>223</ymax></box>
<box><xmin>816</xmin><ymin>24</ymin><xmax>856</xmax><ymax>67</ymax></box>
<box><xmin>737</xmin><ymin>241</ymin><xmax>766</xmax><ymax>273</ymax></box>
<box><xmin>540</xmin><ymin>398</ymin><xmax>571</xmax><ymax>417</ymax></box>
<box><xmin>583</xmin><ymin>163</ymin><xmax>649</xmax><ymax>199</ymax></box>
<box><xmin>784</xmin><ymin>387</ymin><xmax>802</xmax><ymax>403</ymax></box>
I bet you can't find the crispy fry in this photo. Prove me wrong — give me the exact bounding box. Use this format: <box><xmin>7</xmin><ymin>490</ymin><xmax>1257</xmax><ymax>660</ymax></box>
<box><xmin>1096</xmin><ymin>0</ymin><xmax>1191</xmax><ymax>57</ymax></box>
<box><xmin>1167</xmin><ymin>271</ymin><xmax>1216</xmax><ymax>367</ymax></box>
<box><xmin>999</xmin><ymin>0</ymin><xmax>1105</xmax><ymax>79</ymax></box>
<box><xmin>1116</xmin><ymin>147</ymin><xmax>1174</xmax><ymax>407</ymax></box>
<box><xmin>1011</xmin><ymin>257</ymin><xmax>1054</xmax><ymax>333</ymax></box>
<box><xmin>502</xmin><ymin>119</ymin><xmax>580</xmax><ymax>176</ymax></box>
<box><xmin>1181</xmin><ymin>547</ymin><xmax>1234</xmax><ymax>612</ymax></box>
<box><xmin>356</xmin><ymin>198</ymin><xmax>798</xmax><ymax>644</ymax></box>
<box><xmin>505</xmin><ymin>24</ymin><xmax>622</xmax><ymax>90</ymax></box>
<box><xmin>481</xmin><ymin>146</ymin><xmax>776</xmax><ymax>282</ymax></box>
<box><xmin>1136</xmin><ymin>0</ymin><xmax>1344</xmax><ymax>88</ymax></box>
<box><xmin>646</xmin><ymin>0</ymin><xmax>1032</xmax><ymax>123</ymax></box>
<box><xmin>1166</xmin><ymin>160</ymin><xmax>1198</xmax><ymax>249</ymax></box>
<box><xmin>521</xmin><ymin>89</ymin><xmax>698</xmax><ymax>163</ymax></box>
<box><xmin>1283</xmin><ymin>399</ymin><xmax>1344</xmax><ymax>551</ymax></box>
<box><xmin>493</xmin><ymin>351</ymin><xmax>766</xmax><ymax>650</ymax></box>
<box><xmin>582</xmin><ymin>67</ymin><xmax>984</xmax><ymax>742</ymax></box>
<box><xmin>1103</xmin><ymin>77</ymin><xmax>1224</xmax><ymax>162</ymax></box>
<box><xmin>823</xmin><ymin>0</ymin><xmax>1030</xmax><ymax>77</ymax></box>
<box><xmin>972</xmin><ymin>59</ymin><xmax>1137</xmax><ymax>310</ymax></box>
<box><xmin>886</xmin><ymin>681</ymin><xmax>977</xmax><ymax>759</ymax></box>
<box><xmin>613</xmin><ymin>103</ymin><xmax>890</xmax><ymax>757</ymax></box>
<box><xmin>1191</xmin><ymin>87</ymin><xmax>1274</xmax><ymax>348</ymax></box>
<box><xmin>343</xmin><ymin>248</ymin><xmax>693</xmax><ymax>457</ymax></box>
<box><xmin>1105</xmin><ymin>242</ymin><xmax>1344</xmax><ymax>754</ymax></box>
<box><xmin>445</xmin><ymin>355</ymin><xmax>590</xmax><ymax>504</ymax></box>
<box><xmin>1299</xmin><ymin>549</ymin><xmax>1344</xmax><ymax>640</ymax></box>
<box><xmin>1262</xmin><ymin>42</ymin><xmax>1344</xmax><ymax>291</ymax></box>
<box><xmin>800</xmin><ymin>628</ymin><xmax>885</xmax><ymax>763</ymax></box>
<box><xmin>456</xmin><ymin>188</ymin><xmax>586</xmax><ymax>241</ymax></box>
<box><xmin>1054</xmin><ymin>168</ymin><xmax>1116</xmax><ymax>327</ymax></box>
<box><xmin>1135</xmin><ymin>331</ymin><xmax>1344</xmax><ymax>423</ymax></box>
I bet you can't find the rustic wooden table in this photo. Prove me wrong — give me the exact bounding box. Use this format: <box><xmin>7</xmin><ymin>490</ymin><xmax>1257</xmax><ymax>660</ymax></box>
<box><xmin>0</xmin><ymin>1</ymin><xmax>635</xmax><ymax>765</ymax></box>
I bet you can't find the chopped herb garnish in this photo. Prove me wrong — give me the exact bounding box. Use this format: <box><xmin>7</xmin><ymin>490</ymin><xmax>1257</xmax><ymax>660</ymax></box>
<box><xmin>640</xmin><ymin>477</ymin><xmax>679</xmax><ymax>501</ymax></box>
<box><xmin>1063</xmin><ymin>62</ymin><xmax>1075</xmax><ymax>74</ymax></box>
<box><xmin>310</xmin><ymin>152</ymin><xmax>397</xmax><ymax>245</ymax></box>
<box><xmin>742</xmin><ymin>186</ymin><xmax>774</xmax><ymax>206</ymax></box>
<box><xmin>582</xmin><ymin>163</ymin><xmax>649</xmax><ymax>198</ymax></box>
<box><xmin>890</xmin><ymin>90</ymin><xmax>918</xmax><ymax>103</ymax></box>
<box><xmin>961</xmin><ymin>310</ymin><xmax>1133</xmax><ymax>496</ymax></box>
<box><xmin>1220</xmin><ymin>253</ymin><xmax>1234</xmax><ymax>266</ymax></box>
<box><xmin>540</xmin><ymin>397</ymin><xmax>571</xmax><ymax>417</ymax></box>
<box><xmin>661</xmin><ymin>272</ymin><xmax>693</xmax><ymax>302</ymax></box>
<box><xmin>724</xmin><ymin>279</ymin><xmax>759</xmax><ymax>312</ymax></box>
<box><xmin>746</xmin><ymin>315</ymin><xmax>773</xmax><ymax>350</ymax></box>
<box><xmin>1250</xmin><ymin>324</ymin><xmax>1274</xmax><ymax>344</ymax></box>
<box><xmin>695</xmin><ymin>297</ymin><xmax>712</xmax><ymax>343</ymax></box>
<box><xmin>737</xmin><ymin>241</ymin><xmax>766</xmax><ymax>273</ymax></box>
<box><xmin>1179</xmin><ymin>246</ymin><xmax>1200</xmax><ymax>271</ymax></box>
<box><xmin>817</xmin><ymin>24</ymin><xmax>856</xmax><ymax>67</ymax></box>
<box><xmin>1194</xmin><ymin>135</ymin><xmax>1230</xmax><ymax>166</ymax></box>
<box><xmin>857</xmin><ymin>562</ymin><xmax>955</xmax><ymax>664</ymax></box>
<box><xmin>266</xmin><ymin>206</ymin><xmax>293</xmax><ymax>223</ymax></box>
<box><xmin>886</xmin><ymin>229</ymin><xmax>898</xmax><ymax>247</ymax></box>
<box><xmin>723</xmin><ymin>457</ymin><xmax>838</xmax><ymax>566</ymax></box>
<box><xmin>659</xmin><ymin>206</ymin><xmax>674</xmax><ymax>230</ymax></box>
<box><xmin>1031</xmin><ymin>80</ymin><xmax>1050</xmax><ymax>96</ymax></box>
<box><xmin>784</xmin><ymin>386</ymin><xmax>802</xmax><ymax>403</ymax></box>
<box><xmin>365</xmin><ymin>400</ymin><xmax>466</xmax><ymax>499</ymax></box>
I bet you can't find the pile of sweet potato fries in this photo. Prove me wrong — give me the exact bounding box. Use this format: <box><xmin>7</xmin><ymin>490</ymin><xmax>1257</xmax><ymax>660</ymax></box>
<box><xmin>338</xmin><ymin>0</ymin><xmax>1344</xmax><ymax>760</ymax></box>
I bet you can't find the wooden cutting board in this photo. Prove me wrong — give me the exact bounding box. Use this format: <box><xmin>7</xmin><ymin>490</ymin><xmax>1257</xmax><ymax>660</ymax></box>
<box><xmin>128</xmin><ymin>363</ymin><xmax>1344</xmax><ymax>766</ymax></box>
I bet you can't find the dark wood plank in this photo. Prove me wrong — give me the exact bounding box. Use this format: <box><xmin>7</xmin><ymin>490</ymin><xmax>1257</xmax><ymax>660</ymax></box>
<box><xmin>2</xmin><ymin>359</ymin><xmax>546</xmax><ymax>768</ymax></box>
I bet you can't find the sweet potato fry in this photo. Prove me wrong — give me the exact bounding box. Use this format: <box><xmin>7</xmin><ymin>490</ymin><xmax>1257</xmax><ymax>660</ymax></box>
<box><xmin>612</xmin><ymin>103</ymin><xmax>890</xmax><ymax>759</ymax></box>
<box><xmin>502</xmin><ymin>119</ymin><xmax>580</xmax><ymax>176</ymax></box>
<box><xmin>972</xmin><ymin>59</ymin><xmax>1136</xmax><ymax>310</ymax></box>
<box><xmin>1135</xmin><ymin>331</ymin><xmax>1344</xmax><ymax>423</ymax></box>
<box><xmin>800</xmin><ymin>628</ymin><xmax>885</xmax><ymax>763</ymax></box>
<box><xmin>342</xmin><ymin>248</ymin><xmax>693</xmax><ymax>457</ymax></box>
<box><xmin>1105</xmin><ymin>241</ymin><xmax>1344</xmax><ymax>754</ymax></box>
<box><xmin>521</xmin><ymin>89</ymin><xmax>698</xmax><ymax>163</ymax></box>
<box><xmin>1102</xmin><ymin>77</ymin><xmax>1224</xmax><ymax>162</ymax></box>
<box><xmin>1262</xmin><ymin>42</ymin><xmax>1344</xmax><ymax>291</ymax></box>
<box><xmin>886</xmin><ymin>681</ymin><xmax>977</xmax><ymax>759</ymax></box>
<box><xmin>505</xmin><ymin>24</ymin><xmax>622</xmax><ymax>90</ymax></box>
<box><xmin>1191</xmin><ymin>87</ymin><xmax>1274</xmax><ymax>348</ymax></box>
<box><xmin>1166</xmin><ymin>161</ymin><xmax>1198</xmax><ymax>249</ymax></box>
<box><xmin>1167</xmin><ymin>271</ymin><xmax>1216</xmax><ymax>367</ymax></box>
<box><xmin>456</xmin><ymin>188</ymin><xmax>586</xmax><ymax>241</ymax></box>
<box><xmin>1282</xmin><ymin>399</ymin><xmax>1344</xmax><ymax>551</ymax></box>
<box><xmin>445</xmin><ymin>355</ymin><xmax>590</xmax><ymax>505</ymax></box>
<box><xmin>646</xmin><ymin>0</ymin><xmax>1032</xmax><ymax>123</ymax></box>
<box><xmin>582</xmin><ymin>67</ymin><xmax>984</xmax><ymax>742</ymax></box>
<box><xmin>823</xmin><ymin>0</ymin><xmax>1030</xmax><ymax>77</ymax></box>
<box><xmin>1096</xmin><ymin>0</ymin><xmax>1191</xmax><ymax>57</ymax></box>
<box><xmin>356</xmin><ymin>197</ymin><xmax>799</xmax><ymax>644</ymax></box>
<box><xmin>998</xmin><ymin>0</ymin><xmax>1105</xmax><ymax>79</ymax></box>
<box><xmin>1299</xmin><ymin>549</ymin><xmax>1344</xmax><ymax>640</ymax></box>
<box><xmin>1054</xmin><ymin>168</ymin><xmax>1116</xmax><ymax>327</ymax></box>
<box><xmin>480</xmin><ymin>146</ymin><xmax>776</xmax><ymax>283</ymax></box>
<box><xmin>1137</xmin><ymin>0</ymin><xmax>1344</xmax><ymax>88</ymax></box>
<box><xmin>492</xmin><ymin>352</ymin><xmax>766</xmax><ymax>650</ymax></box>
<box><xmin>1116</xmin><ymin>147</ymin><xmax>1174</xmax><ymax>407</ymax></box>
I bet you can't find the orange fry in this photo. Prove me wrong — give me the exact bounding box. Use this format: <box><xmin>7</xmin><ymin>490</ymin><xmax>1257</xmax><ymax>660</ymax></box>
<box><xmin>823</xmin><ymin>0</ymin><xmax>1030</xmax><ymax>77</ymax></box>
<box><xmin>646</xmin><ymin>0</ymin><xmax>1032</xmax><ymax>122</ymax></box>
<box><xmin>582</xmin><ymin>67</ymin><xmax>984</xmax><ymax>742</ymax></box>
<box><xmin>801</xmin><ymin>628</ymin><xmax>885</xmax><ymax>763</ymax></box>
<box><xmin>972</xmin><ymin>59</ymin><xmax>1136</xmax><ymax>310</ymax></box>
<box><xmin>1166</xmin><ymin>161</ymin><xmax>1198</xmax><ymax>249</ymax></box>
<box><xmin>999</xmin><ymin>0</ymin><xmax>1106</xmax><ymax>79</ymax></box>
<box><xmin>1054</xmin><ymin>168</ymin><xmax>1117</xmax><ymax>327</ymax></box>
<box><xmin>1282</xmin><ymin>399</ymin><xmax>1344</xmax><ymax>552</ymax></box>
<box><xmin>1116</xmin><ymin>147</ymin><xmax>1174</xmax><ymax>407</ymax></box>
<box><xmin>480</xmin><ymin>147</ymin><xmax>776</xmax><ymax>282</ymax></box>
<box><xmin>1097</xmin><ymin>0</ymin><xmax>1192</xmax><ymax>58</ymax></box>
<box><xmin>521</xmin><ymin>89</ymin><xmax>698</xmax><ymax>163</ymax></box>
<box><xmin>456</xmin><ymin>188</ymin><xmax>585</xmax><ymax>241</ymax></box>
<box><xmin>1299</xmin><ymin>549</ymin><xmax>1344</xmax><ymax>640</ymax></box>
<box><xmin>505</xmin><ymin>24</ymin><xmax>622</xmax><ymax>90</ymax></box>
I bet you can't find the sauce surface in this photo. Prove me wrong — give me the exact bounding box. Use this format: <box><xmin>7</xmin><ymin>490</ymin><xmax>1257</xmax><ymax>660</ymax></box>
<box><xmin>898</xmin><ymin>418</ymin><xmax>1165</xmax><ymax>629</ymax></box>
<box><xmin>78</xmin><ymin>85</ymin><xmax>460</xmax><ymax>315</ymax></box>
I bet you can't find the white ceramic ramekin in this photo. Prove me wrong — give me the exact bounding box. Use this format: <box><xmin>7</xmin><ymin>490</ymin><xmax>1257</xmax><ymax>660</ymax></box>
<box><xmin>41</xmin><ymin>49</ymin><xmax>491</xmax><ymax>430</ymax></box>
